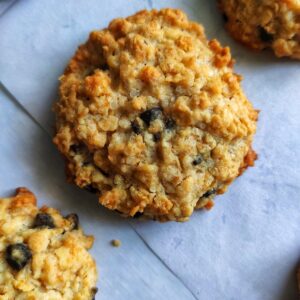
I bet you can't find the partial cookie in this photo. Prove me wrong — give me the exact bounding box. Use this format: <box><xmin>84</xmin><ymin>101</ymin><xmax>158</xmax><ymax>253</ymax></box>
<box><xmin>53</xmin><ymin>9</ymin><xmax>258</xmax><ymax>222</ymax></box>
<box><xmin>0</xmin><ymin>188</ymin><xmax>98</xmax><ymax>300</ymax></box>
<box><xmin>219</xmin><ymin>0</ymin><xmax>300</xmax><ymax>59</ymax></box>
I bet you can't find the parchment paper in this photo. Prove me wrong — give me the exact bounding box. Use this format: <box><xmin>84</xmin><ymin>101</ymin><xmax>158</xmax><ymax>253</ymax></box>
<box><xmin>0</xmin><ymin>1</ymin><xmax>299</xmax><ymax>299</ymax></box>
<box><xmin>0</xmin><ymin>0</ymin><xmax>15</xmax><ymax>16</ymax></box>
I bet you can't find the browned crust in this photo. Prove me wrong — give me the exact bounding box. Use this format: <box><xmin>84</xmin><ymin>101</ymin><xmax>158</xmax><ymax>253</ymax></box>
<box><xmin>11</xmin><ymin>187</ymin><xmax>37</xmax><ymax>208</ymax></box>
<box><xmin>238</xmin><ymin>146</ymin><xmax>258</xmax><ymax>176</ymax></box>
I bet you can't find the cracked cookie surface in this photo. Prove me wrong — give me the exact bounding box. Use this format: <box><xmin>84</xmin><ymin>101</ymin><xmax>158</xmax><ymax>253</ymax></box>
<box><xmin>219</xmin><ymin>0</ymin><xmax>300</xmax><ymax>59</ymax></box>
<box><xmin>0</xmin><ymin>188</ymin><xmax>98</xmax><ymax>300</ymax></box>
<box><xmin>53</xmin><ymin>9</ymin><xmax>258</xmax><ymax>222</ymax></box>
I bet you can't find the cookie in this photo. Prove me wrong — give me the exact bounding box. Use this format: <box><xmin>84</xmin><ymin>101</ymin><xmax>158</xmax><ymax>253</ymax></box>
<box><xmin>219</xmin><ymin>0</ymin><xmax>300</xmax><ymax>59</ymax></box>
<box><xmin>0</xmin><ymin>188</ymin><xmax>98</xmax><ymax>299</ymax></box>
<box><xmin>53</xmin><ymin>9</ymin><xmax>258</xmax><ymax>222</ymax></box>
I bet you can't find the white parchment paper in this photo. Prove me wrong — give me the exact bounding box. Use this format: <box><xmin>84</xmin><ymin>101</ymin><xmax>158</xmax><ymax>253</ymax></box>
<box><xmin>0</xmin><ymin>0</ymin><xmax>299</xmax><ymax>299</ymax></box>
<box><xmin>0</xmin><ymin>0</ymin><xmax>15</xmax><ymax>16</ymax></box>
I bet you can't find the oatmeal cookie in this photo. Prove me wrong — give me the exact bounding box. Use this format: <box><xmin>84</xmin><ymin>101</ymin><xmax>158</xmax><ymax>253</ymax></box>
<box><xmin>219</xmin><ymin>0</ymin><xmax>300</xmax><ymax>59</ymax></box>
<box><xmin>53</xmin><ymin>9</ymin><xmax>258</xmax><ymax>222</ymax></box>
<box><xmin>0</xmin><ymin>188</ymin><xmax>98</xmax><ymax>300</ymax></box>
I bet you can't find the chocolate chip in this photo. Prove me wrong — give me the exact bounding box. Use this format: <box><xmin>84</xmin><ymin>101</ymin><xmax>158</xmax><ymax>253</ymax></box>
<box><xmin>70</xmin><ymin>143</ymin><xmax>84</xmax><ymax>153</ymax></box>
<box><xmin>222</xmin><ymin>13</ymin><xmax>228</xmax><ymax>22</ymax></box>
<box><xmin>86</xmin><ymin>70</ymin><xmax>94</xmax><ymax>76</ymax></box>
<box><xmin>140</xmin><ymin>107</ymin><xmax>162</xmax><ymax>126</ymax></box>
<box><xmin>165</xmin><ymin>117</ymin><xmax>176</xmax><ymax>130</ymax></box>
<box><xmin>131</xmin><ymin>120</ymin><xmax>142</xmax><ymax>134</ymax></box>
<box><xmin>101</xmin><ymin>63</ymin><xmax>109</xmax><ymax>71</ymax></box>
<box><xmin>65</xmin><ymin>213</ymin><xmax>79</xmax><ymax>230</ymax></box>
<box><xmin>33</xmin><ymin>213</ymin><xmax>55</xmax><ymax>229</ymax></box>
<box><xmin>91</xmin><ymin>287</ymin><xmax>98</xmax><ymax>300</ymax></box>
<box><xmin>202</xmin><ymin>189</ymin><xmax>216</xmax><ymax>198</ymax></box>
<box><xmin>99</xmin><ymin>169</ymin><xmax>109</xmax><ymax>177</ymax></box>
<box><xmin>258</xmin><ymin>26</ymin><xmax>273</xmax><ymax>43</ymax></box>
<box><xmin>84</xmin><ymin>184</ymin><xmax>98</xmax><ymax>194</ymax></box>
<box><xmin>6</xmin><ymin>243</ymin><xmax>32</xmax><ymax>271</ymax></box>
<box><xmin>133</xmin><ymin>212</ymin><xmax>143</xmax><ymax>218</ymax></box>
<box><xmin>153</xmin><ymin>132</ymin><xmax>161</xmax><ymax>142</ymax></box>
<box><xmin>192</xmin><ymin>155</ymin><xmax>203</xmax><ymax>166</ymax></box>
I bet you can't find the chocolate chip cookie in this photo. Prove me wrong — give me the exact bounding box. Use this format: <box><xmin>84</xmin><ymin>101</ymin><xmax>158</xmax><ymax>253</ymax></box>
<box><xmin>219</xmin><ymin>0</ymin><xmax>300</xmax><ymax>59</ymax></box>
<box><xmin>53</xmin><ymin>9</ymin><xmax>258</xmax><ymax>222</ymax></box>
<box><xmin>0</xmin><ymin>188</ymin><xmax>98</xmax><ymax>299</ymax></box>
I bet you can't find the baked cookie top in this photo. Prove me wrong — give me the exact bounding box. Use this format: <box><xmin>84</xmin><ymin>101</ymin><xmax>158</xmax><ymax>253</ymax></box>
<box><xmin>53</xmin><ymin>9</ymin><xmax>258</xmax><ymax>222</ymax></box>
<box><xmin>219</xmin><ymin>0</ymin><xmax>300</xmax><ymax>59</ymax></box>
<box><xmin>0</xmin><ymin>188</ymin><xmax>98</xmax><ymax>300</ymax></box>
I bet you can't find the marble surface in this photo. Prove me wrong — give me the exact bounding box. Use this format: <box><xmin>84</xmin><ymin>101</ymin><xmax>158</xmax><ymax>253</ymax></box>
<box><xmin>0</xmin><ymin>1</ymin><xmax>299</xmax><ymax>299</ymax></box>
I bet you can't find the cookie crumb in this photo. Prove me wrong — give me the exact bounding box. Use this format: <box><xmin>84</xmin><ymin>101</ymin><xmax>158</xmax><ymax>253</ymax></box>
<box><xmin>111</xmin><ymin>239</ymin><xmax>121</xmax><ymax>247</ymax></box>
<box><xmin>204</xmin><ymin>199</ymin><xmax>214</xmax><ymax>210</ymax></box>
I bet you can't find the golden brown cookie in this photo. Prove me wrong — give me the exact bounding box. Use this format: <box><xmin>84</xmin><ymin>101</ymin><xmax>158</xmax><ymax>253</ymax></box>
<box><xmin>0</xmin><ymin>188</ymin><xmax>98</xmax><ymax>299</ymax></box>
<box><xmin>53</xmin><ymin>9</ymin><xmax>258</xmax><ymax>222</ymax></box>
<box><xmin>219</xmin><ymin>0</ymin><xmax>300</xmax><ymax>59</ymax></box>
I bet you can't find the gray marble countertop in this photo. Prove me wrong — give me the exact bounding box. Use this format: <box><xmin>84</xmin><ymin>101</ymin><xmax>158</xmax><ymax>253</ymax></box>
<box><xmin>0</xmin><ymin>1</ymin><xmax>299</xmax><ymax>299</ymax></box>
